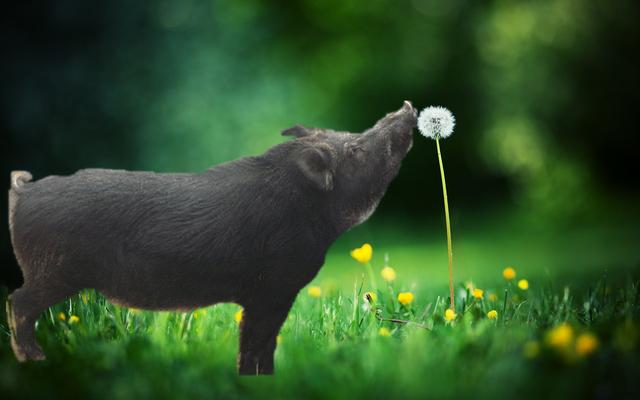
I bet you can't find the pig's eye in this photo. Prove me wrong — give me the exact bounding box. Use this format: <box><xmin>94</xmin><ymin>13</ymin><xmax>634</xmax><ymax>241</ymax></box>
<box><xmin>348</xmin><ymin>145</ymin><xmax>365</xmax><ymax>157</ymax></box>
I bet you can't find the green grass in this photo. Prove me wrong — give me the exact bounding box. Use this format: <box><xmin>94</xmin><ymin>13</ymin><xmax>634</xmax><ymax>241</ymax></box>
<box><xmin>1</xmin><ymin>274</ymin><xmax>638</xmax><ymax>399</ymax></box>
<box><xmin>1</xmin><ymin>213</ymin><xmax>639</xmax><ymax>399</ymax></box>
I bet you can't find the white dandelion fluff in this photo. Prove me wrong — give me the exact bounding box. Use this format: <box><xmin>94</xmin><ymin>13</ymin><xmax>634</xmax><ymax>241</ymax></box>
<box><xmin>417</xmin><ymin>106</ymin><xmax>456</xmax><ymax>140</ymax></box>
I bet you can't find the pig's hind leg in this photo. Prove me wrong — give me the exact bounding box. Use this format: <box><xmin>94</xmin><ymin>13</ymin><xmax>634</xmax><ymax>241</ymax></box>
<box><xmin>7</xmin><ymin>282</ymin><xmax>77</xmax><ymax>362</ymax></box>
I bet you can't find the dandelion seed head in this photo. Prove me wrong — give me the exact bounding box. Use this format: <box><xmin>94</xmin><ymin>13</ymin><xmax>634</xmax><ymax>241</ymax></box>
<box><xmin>417</xmin><ymin>106</ymin><xmax>455</xmax><ymax>140</ymax></box>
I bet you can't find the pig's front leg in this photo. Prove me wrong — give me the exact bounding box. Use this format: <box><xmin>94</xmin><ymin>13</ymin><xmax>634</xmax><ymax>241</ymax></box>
<box><xmin>237</xmin><ymin>295</ymin><xmax>295</xmax><ymax>375</ymax></box>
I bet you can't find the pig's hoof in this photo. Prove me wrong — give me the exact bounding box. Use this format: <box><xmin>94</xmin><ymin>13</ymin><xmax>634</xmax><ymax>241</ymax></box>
<box><xmin>10</xmin><ymin>337</ymin><xmax>46</xmax><ymax>362</ymax></box>
<box><xmin>27</xmin><ymin>348</ymin><xmax>46</xmax><ymax>361</ymax></box>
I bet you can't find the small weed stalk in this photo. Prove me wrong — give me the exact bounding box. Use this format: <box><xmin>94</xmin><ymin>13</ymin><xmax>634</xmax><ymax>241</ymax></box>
<box><xmin>365</xmin><ymin>262</ymin><xmax>377</xmax><ymax>292</ymax></box>
<box><xmin>417</xmin><ymin>106</ymin><xmax>456</xmax><ymax>310</ymax></box>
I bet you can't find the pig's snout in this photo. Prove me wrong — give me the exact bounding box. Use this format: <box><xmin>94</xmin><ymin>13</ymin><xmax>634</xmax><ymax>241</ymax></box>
<box><xmin>402</xmin><ymin>100</ymin><xmax>418</xmax><ymax>118</ymax></box>
<box><xmin>393</xmin><ymin>100</ymin><xmax>418</xmax><ymax>127</ymax></box>
<box><xmin>387</xmin><ymin>101</ymin><xmax>416</xmax><ymax>157</ymax></box>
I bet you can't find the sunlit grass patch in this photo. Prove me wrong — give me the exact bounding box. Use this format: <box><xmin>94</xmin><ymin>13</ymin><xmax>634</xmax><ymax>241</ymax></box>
<box><xmin>0</xmin><ymin>249</ymin><xmax>638</xmax><ymax>398</ymax></box>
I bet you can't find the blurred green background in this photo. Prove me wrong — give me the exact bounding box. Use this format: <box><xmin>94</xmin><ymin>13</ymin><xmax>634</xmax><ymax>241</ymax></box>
<box><xmin>1</xmin><ymin>0</ymin><xmax>639</xmax><ymax>290</ymax></box>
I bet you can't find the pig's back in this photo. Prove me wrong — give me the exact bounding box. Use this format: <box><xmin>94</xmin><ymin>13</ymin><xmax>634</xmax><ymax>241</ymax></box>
<box><xmin>12</xmin><ymin>169</ymin><xmax>192</xmax><ymax>254</ymax></box>
<box><xmin>11</xmin><ymin>165</ymin><xmax>292</xmax><ymax>290</ymax></box>
<box><xmin>12</xmin><ymin>167</ymin><xmax>239</xmax><ymax>251</ymax></box>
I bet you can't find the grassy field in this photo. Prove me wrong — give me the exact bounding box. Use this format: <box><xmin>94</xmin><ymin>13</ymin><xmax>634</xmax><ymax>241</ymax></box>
<box><xmin>1</xmin><ymin>210</ymin><xmax>639</xmax><ymax>399</ymax></box>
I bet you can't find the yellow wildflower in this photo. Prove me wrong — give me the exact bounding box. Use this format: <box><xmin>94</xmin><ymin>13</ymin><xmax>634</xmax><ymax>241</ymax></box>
<box><xmin>350</xmin><ymin>243</ymin><xmax>373</xmax><ymax>264</ymax></box>
<box><xmin>234</xmin><ymin>309</ymin><xmax>243</xmax><ymax>324</ymax></box>
<box><xmin>444</xmin><ymin>308</ymin><xmax>456</xmax><ymax>321</ymax></box>
<box><xmin>472</xmin><ymin>288</ymin><xmax>484</xmax><ymax>299</ymax></box>
<box><xmin>308</xmin><ymin>286</ymin><xmax>322</xmax><ymax>298</ymax></box>
<box><xmin>397</xmin><ymin>292</ymin><xmax>414</xmax><ymax>306</ymax></box>
<box><xmin>575</xmin><ymin>333</ymin><xmax>599</xmax><ymax>357</ymax></box>
<box><xmin>503</xmin><ymin>267</ymin><xmax>516</xmax><ymax>280</ymax></box>
<box><xmin>364</xmin><ymin>291</ymin><xmax>378</xmax><ymax>303</ymax></box>
<box><xmin>68</xmin><ymin>315</ymin><xmax>80</xmax><ymax>324</ymax></box>
<box><xmin>193</xmin><ymin>309</ymin><xmax>207</xmax><ymax>319</ymax></box>
<box><xmin>488</xmin><ymin>293</ymin><xmax>498</xmax><ymax>302</ymax></box>
<box><xmin>57</xmin><ymin>312</ymin><xmax>66</xmax><ymax>321</ymax></box>
<box><xmin>487</xmin><ymin>310</ymin><xmax>498</xmax><ymax>320</ymax></box>
<box><xmin>380</xmin><ymin>266</ymin><xmax>397</xmax><ymax>282</ymax></box>
<box><xmin>523</xmin><ymin>340</ymin><xmax>540</xmax><ymax>359</ymax></box>
<box><xmin>546</xmin><ymin>323</ymin><xmax>574</xmax><ymax>348</ymax></box>
<box><xmin>379</xmin><ymin>327</ymin><xmax>391</xmax><ymax>337</ymax></box>
<box><xmin>518</xmin><ymin>279</ymin><xmax>529</xmax><ymax>290</ymax></box>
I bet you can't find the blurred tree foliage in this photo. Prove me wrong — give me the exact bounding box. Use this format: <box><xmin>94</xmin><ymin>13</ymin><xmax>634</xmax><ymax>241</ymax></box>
<box><xmin>1</xmin><ymin>0</ymin><xmax>639</xmax><ymax>285</ymax></box>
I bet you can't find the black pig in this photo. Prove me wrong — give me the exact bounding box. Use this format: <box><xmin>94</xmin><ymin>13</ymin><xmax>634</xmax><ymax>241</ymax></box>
<box><xmin>6</xmin><ymin>101</ymin><xmax>417</xmax><ymax>374</ymax></box>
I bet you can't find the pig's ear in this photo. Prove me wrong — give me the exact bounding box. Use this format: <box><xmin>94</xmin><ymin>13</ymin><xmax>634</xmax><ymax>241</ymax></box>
<box><xmin>282</xmin><ymin>125</ymin><xmax>314</xmax><ymax>138</ymax></box>
<box><xmin>295</xmin><ymin>147</ymin><xmax>335</xmax><ymax>191</ymax></box>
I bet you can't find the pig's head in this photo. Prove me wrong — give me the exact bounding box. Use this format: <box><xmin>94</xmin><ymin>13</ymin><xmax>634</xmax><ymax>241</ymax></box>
<box><xmin>271</xmin><ymin>101</ymin><xmax>417</xmax><ymax>232</ymax></box>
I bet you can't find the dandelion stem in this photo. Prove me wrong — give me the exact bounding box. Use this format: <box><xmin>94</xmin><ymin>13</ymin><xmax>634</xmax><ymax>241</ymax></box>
<box><xmin>436</xmin><ymin>138</ymin><xmax>455</xmax><ymax>310</ymax></box>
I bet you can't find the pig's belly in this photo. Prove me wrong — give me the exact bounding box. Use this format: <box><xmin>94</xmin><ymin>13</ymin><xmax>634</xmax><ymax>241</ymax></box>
<box><xmin>97</xmin><ymin>263</ymin><xmax>242</xmax><ymax>311</ymax></box>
